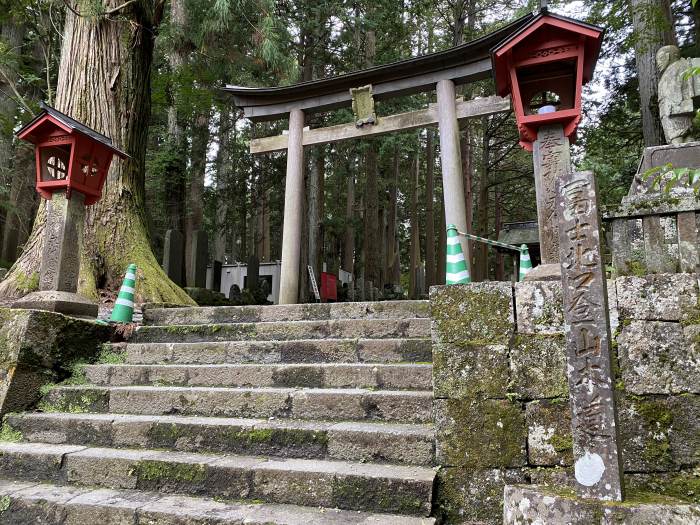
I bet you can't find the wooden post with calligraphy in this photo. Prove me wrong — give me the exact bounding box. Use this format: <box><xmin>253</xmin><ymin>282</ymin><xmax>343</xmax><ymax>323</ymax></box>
<box><xmin>556</xmin><ymin>170</ymin><xmax>624</xmax><ymax>502</ymax></box>
<box><xmin>531</xmin><ymin>124</ymin><xmax>569</xmax><ymax>277</ymax></box>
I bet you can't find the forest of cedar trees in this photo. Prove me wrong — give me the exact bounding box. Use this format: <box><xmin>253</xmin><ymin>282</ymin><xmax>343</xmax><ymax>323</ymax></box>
<box><xmin>0</xmin><ymin>0</ymin><xmax>697</xmax><ymax>303</ymax></box>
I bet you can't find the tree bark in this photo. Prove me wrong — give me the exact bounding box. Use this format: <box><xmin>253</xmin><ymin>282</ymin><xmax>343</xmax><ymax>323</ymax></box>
<box><xmin>495</xmin><ymin>189</ymin><xmax>504</xmax><ymax>281</ymax></box>
<box><xmin>629</xmin><ymin>0</ymin><xmax>677</xmax><ymax>146</ymax></box>
<box><xmin>474</xmin><ymin>117</ymin><xmax>490</xmax><ymax>281</ymax></box>
<box><xmin>0</xmin><ymin>0</ymin><xmax>192</xmax><ymax>304</ymax></box>
<box><xmin>409</xmin><ymin>153</ymin><xmax>421</xmax><ymax>299</ymax></box>
<box><xmin>185</xmin><ymin>109</ymin><xmax>209</xmax><ymax>285</ymax></box>
<box><xmin>386</xmin><ymin>148</ymin><xmax>398</xmax><ymax>284</ymax></box>
<box><xmin>342</xmin><ymin>168</ymin><xmax>355</xmax><ymax>274</ymax></box>
<box><xmin>425</xmin><ymin>130</ymin><xmax>436</xmax><ymax>287</ymax></box>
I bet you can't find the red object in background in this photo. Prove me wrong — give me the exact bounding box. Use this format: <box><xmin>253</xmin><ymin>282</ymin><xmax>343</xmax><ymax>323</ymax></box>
<box><xmin>491</xmin><ymin>11</ymin><xmax>603</xmax><ymax>151</ymax></box>
<box><xmin>321</xmin><ymin>272</ymin><xmax>337</xmax><ymax>302</ymax></box>
<box><xmin>16</xmin><ymin>102</ymin><xmax>128</xmax><ymax>205</ymax></box>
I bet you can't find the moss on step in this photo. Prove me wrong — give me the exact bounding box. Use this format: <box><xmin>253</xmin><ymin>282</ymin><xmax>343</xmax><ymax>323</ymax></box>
<box><xmin>134</xmin><ymin>460</ymin><xmax>206</xmax><ymax>484</ymax></box>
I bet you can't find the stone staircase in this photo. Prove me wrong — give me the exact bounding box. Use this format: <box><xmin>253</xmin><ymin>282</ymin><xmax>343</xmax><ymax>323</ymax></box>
<box><xmin>0</xmin><ymin>301</ymin><xmax>437</xmax><ymax>524</ymax></box>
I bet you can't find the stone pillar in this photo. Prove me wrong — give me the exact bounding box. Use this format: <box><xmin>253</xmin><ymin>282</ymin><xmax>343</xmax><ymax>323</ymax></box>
<box><xmin>247</xmin><ymin>254</ymin><xmax>259</xmax><ymax>293</ymax></box>
<box><xmin>162</xmin><ymin>229</ymin><xmax>184</xmax><ymax>286</ymax></box>
<box><xmin>555</xmin><ymin>170</ymin><xmax>624</xmax><ymax>501</ymax></box>
<box><xmin>279</xmin><ymin>108</ymin><xmax>305</xmax><ymax>304</ymax></box>
<box><xmin>527</xmin><ymin>124</ymin><xmax>570</xmax><ymax>280</ymax></box>
<box><xmin>14</xmin><ymin>191</ymin><xmax>97</xmax><ymax>317</ymax></box>
<box><xmin>188</xmin><ymin>230</ymin><xmax>208</xmax><ymax>289</ymax></box>
<box><xmin>211</xmin><ymin>260</ymin><xmax>222</xmax><ymax>292</ymax></box>
<box><xmin>436</xmin><ymin>79</ymin><xmax>470</xmax><ymax>262</ymax></box>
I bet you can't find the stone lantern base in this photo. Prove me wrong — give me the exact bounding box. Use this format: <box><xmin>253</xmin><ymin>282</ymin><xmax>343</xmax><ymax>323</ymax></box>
<box><xmin>13</xmin><ymin>290</ymin><xmax>98</xmax><ymax>319</ymax></box>
<box><xmin>503</xmin><ymin>485</ymin><xmax>700</xmax><ymax>524</ymax></box>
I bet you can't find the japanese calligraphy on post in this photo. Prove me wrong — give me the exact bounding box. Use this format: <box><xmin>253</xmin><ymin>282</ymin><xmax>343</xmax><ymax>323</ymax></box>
<box><xmin>533</xmin><ymin>125</ymin><xmax>569</xmax><ymax>264</ymax></box>
<box><xmin>556</xmin><ymin>170</ymin><xmax>624</xmax><ymax>501</ymax></box>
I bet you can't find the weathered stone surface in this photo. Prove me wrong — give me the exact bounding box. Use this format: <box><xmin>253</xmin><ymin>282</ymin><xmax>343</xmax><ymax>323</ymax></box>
<box><xmin>509</xmin><ymin>334</ymin><xmax>568</xmax><ymax>400</ymax></box>
<box><xmin>432</xmin><ymin>343</ymin><xmax>508</xmax><ymax>400</ymax></box>
<box><xmin>556</xmin><ymin>170</ymin><xmax>624</xmax><ymax>501</ymax></box>
<box><xmin>0</xmin><ymin>308</ymin><xmax>110</xmax><ymax>417</ymax></box>
<box><xmin>434</xmin><ymin>398</ymin><xmax>526</xmax><ymax>468</ymax></box>
<box><xmin>627</xmin><ymin>469</ymin><xmax>700</xmax><ymax>504</ymax></box>
<box><xmin>430</xmin><ymin>283</ymin><xmax>514</xmax><ymax>346</ymax></box>
<box><xmin>619</xmin><ymin>394</ymin><xmax>700</xmax><ymax>473</ymax></box>
<box><xmin>133</xmin><ymin>318</ymin><xmax>431</xmax><ymax>344</ymax></box>
<box><xmin>616</xmin><ymin>274</ymin><xmax>699</xmax><ymax>322</ymax></box>
<box><xmin>12</xmin><ymin>289</ymin><xmax>98</xmax><ymax>318</ymax></box>
<box><xmin>515</xmin><ymin>281</ymin><xmax>564</xmax><ymax>334</ymax></box>
<box><xmin>188</xmin><ymin>230</ymin><xmax>208</xmax><ymax>289</ymax></box>
<box><xmin>617</xmin><ymin>321</ymin><xmax>699</xmax><ymax>394</ymax></box>
<box><xmin>435</xmin><ymin>467</ymin><xmax>526</xmax><ymax>525</ymax></box>
<box><xmin>504</xmin><ymin>484</ymin><xmax>700</xmax><ymax>524</ymax></box>
<box><xmin>525</xmin><ymin>399</ymin><xmax>573</xmax><ymax>467</ymax></box>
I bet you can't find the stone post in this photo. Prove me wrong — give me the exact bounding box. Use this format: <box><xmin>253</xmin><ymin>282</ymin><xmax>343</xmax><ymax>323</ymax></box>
<box><xmin>14</xmin><ymin>191</ymin><xmax>97</xmax><ymax>317</ymax></box>
<box><xmin>555</xmin><ymin>170</ymin><xmax>624</xmax><ymax>501</ymax></box>
<box><xmin>162</xmin><ymin>229</ymin><xmax>184</xmax><ymax>286</ymax></box>
<box><xmin>210</xmin><ymin>260</ymin><xmax>222</xmax><ymax>292</ymax></box>
<box><xmin>436</xmin><ymin>79</ymin><xmax>470</xmax><ymax>262</ymax></box>
<box><xmin>527</xmin><ymin>124</ymin><xmax>571</xmax><ymax>280</ymax></box>
<box><xmin>188</xmin><ymin>230</ymin><xmax>208</xmax><ymax>289</ymax></box>
<box><xmin>279</xmin><ymin>108</ymin><xmax>305</xmax><ymax>304</ymax></box>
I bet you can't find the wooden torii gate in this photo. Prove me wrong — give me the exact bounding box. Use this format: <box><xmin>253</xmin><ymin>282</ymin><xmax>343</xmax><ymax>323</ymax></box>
<box><xmin>225</xmin><ymin>12</ymin><xmax>537</xmax><ymax>304</ymax></box>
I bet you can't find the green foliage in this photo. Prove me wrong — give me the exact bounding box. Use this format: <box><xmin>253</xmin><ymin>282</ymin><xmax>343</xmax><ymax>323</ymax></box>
<box><xmin>641</xmin><ymin>163</ymin><xmax>700</xmax><ymax>195</ymax></box>
<box><xmin>0</xmin><ymin>423</ymin><xmax>22</xmax><ymax>443</ymax></box>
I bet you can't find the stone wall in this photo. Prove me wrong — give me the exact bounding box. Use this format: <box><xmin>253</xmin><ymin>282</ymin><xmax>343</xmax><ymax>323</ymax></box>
<box><xmin>431</xmin><ymin>274</ymin><xmax>700</xmax><ymax>524</ymax></box>
<box><xmin>0</xmin><ymin>308</ymin><xmax>111</xmax><ymax>417</ymax></box>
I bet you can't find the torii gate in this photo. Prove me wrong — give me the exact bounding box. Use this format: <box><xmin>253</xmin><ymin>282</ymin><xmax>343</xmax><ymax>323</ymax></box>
<box><xmin>225</xmin><ymin>12</ymin><xmax>538</xmax><ymax>304</ymax></box>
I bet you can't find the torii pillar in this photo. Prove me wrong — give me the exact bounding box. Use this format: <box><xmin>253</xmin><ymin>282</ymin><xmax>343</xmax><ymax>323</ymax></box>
<box><xmin>279</xmin><ymin>108</ymin><xmax>305</xmax><ymax>304</ymax></box>
<box><xmin>436</xmin><ymin>79</ymin><xmax>471</xmax><ymax>264</ymax></box>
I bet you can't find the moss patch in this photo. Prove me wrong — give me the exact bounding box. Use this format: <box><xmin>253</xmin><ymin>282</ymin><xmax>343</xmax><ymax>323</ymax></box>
<box><xmin>134</xmin><ymin>460</ymin><xmax>206</xmax><ymax>484</ymax></box>
<box><xmin>0</xmin><ymin>423</ymin><xmax>22</xmax><ymax>443</ymax></box>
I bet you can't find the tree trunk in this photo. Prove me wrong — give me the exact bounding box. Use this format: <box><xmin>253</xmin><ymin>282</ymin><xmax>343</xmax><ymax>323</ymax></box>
<box><xmin>409</xmin><ymin>153</ymin><xmax>420</xmax><ymax>299</ymax></box>
<box><xmin>474</xmin><ymin>117</ymin><xmax>490</xmax><ymax>281</ymax></box>
<box><xmin>437</xmin><ymin>197</ymin><xmax>446</xmax><ymax>285</ymax></box>
<box><xmin>495</xmin><ymin>189</ymin><xmax>504</xmax><ymax>281</ymax></box>
<box><xmin>0</xmin><ymin>0</ymin><xmax>192</xmax><ymax>304</ymax></box>
<box><xmin>307</xmin><ymin>149</ymin><xmax>323</xmax><ymax>282</ymax></box>
<box><xmin>386</xmin><ymin>149</ymin><xmax>398</xmax><ymax>284</ymax></box>
<box><xmin>185</xmin><ymin>110</ymin><xmax>210</xmax><ymax>285</ymax></box>
<box><xmin>425</xmin><ymin>130</ymin><xmax>436</xmax><ymax>287</ymax></box>
<box><xmin>629</xmin><ymin>0</ymin><xmax>676</xmax><ymax>146</ymax></box>
<box><xmin>342</xmin><ymin>169</ymin><xmax>355</xmax><ymax>274</ymax></box>
<box><xmin>364</xmin><ymin>141</ymin><xmax>379</xmax><ymax>286</ymax></box>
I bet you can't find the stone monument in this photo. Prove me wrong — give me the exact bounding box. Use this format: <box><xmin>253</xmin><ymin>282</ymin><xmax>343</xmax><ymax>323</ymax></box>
<box><xmin>13</xmin><ymin>192</ymin><xmax>97</xmax><ymax>318</ymax></box>
<box><xmin>657</xmin><ymin>45</ymin><xmax>700</xmax><ymax>145</ymax></box>
<box><xmin>162</xmin><ymin>229</ymin><xmax>184</xmax><ymax>286</ymax></box>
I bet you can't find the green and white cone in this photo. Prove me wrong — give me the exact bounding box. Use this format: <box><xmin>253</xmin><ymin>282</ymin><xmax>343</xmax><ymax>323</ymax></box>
<box><xmin>446</xmin><ymin>224</ymin><xmax>471</xmax><ymax>285</ymax></box>
<box><xmin>111</xmin><ymin>263</ymin><xmax>137</xmax><ymax>323</ymax></box>
<box><xmin>519</xmin><ymin>244</ymin><xmax>533</xmax><ymax>282</ymax></box>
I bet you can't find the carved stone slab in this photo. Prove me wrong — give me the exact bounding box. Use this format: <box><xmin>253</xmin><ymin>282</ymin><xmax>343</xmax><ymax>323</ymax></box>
<box><xmin>189</xmin><ymin>230</ymin><xmax>208</xmax><ymax>289</ymax></box>
<box><xmin>39</xmin><ymin>192</ymin><xmax>85</xmax><ymax>293</ymax></box>
<box><xmin>555</xmin><ymin>170</ymin><xmax>624</xmax><ymax>501</ymax></box>
<box><xmin>533</xmin><ymin>124</ymin><xmax>570</xmax><ymax>265</ymax></box>
<box><xmin>162</xmin><ymin>229</ymin><xmax>184</xmax><ymax>286</ymax></box>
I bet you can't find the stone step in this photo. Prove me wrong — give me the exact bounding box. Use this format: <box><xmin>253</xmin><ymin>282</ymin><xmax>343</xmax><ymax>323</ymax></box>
<box><xmin>124</xmin><ymin>338</ymin><xmax>433</xmax><ymax>365</ymax></box>
<box><xmin>0</xmin><ymin>479</ymin><xmax>436</xmax><ymax>524</ymax></box>
<box><xmin>7</xmin><ymin>412</ymin><xmax>435</xmax><ymax>466</ymax></box>
<box><xmin>43</xmin><ymin>385</ymin><xmax>434</xmax><ymax>423</ymax></box>
<box><xmin>0</xmin><ymin>443</ymin><xmax>435</xmax><ymax>516</ymax></box>
<box><xmin>132</xmin><ymin>318</ymin><xmax>431</xmax><ymax>344</ymax></box>
<box><xmin>144</xmin><ymin>300</ymin><xmax>430</xmax><ymax>326</ymax></box>
<box><xmin>83</xmin><ymin>363</ymin><xmax>433</xmax><ymax>390</ymax></box>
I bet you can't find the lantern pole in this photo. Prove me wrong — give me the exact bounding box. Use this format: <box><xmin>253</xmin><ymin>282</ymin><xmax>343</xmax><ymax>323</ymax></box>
<box><xmin>14</xmin><ymin>189</ymin><xmax>98</xmax><ymax>317</ymax></box>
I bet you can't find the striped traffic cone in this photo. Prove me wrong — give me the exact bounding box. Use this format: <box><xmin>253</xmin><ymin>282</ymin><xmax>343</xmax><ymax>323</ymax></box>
<box><xmin>519</xmin><ymin>244</ymin><xmax>533</xmax><ymax>282</ymax></box>
<box><xmin>446</xmin><ymin>224</ymin><xmax>471</xmax><ymax>285</ymax></box>
<box><xmin>111</xmin><ymin>263</ymin><xmax>137</xmax><ymax>323</ymax></box>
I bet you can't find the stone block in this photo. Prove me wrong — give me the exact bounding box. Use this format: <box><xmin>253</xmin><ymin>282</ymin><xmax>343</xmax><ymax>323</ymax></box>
<box><xmin>617</xmin><ymin>320</ymin><xmax>699</xmax><ymax>394</ymax></box>
<box><xmin>618</xmin><ymin>394</ymin><xmax>700</xmax><ymax>472</ymax></box>
<box><xmin>188</xmin><ymin>230</ymin><xmax>208</xmax><ymax>288</ymax></box>
<box><xmin>430</xmin><ymin>283</ymin><xmax>514</xmax><ymax>346</ymax></box>
<box><xmin>616</xmin><ymin>274</ymin><xmax>699</xmax><ymax>322</ymax></box>
<box><xmin>525</xmin><ymin>399</ymin><xmax>573</xmax><ymax>467</ymax></box>
<box><xmin>509</xmin><ymin>334</ymin><xmax>568</xmax><ymax>400</ymax></box>
<box><xmin>504</xmin><ymin>484</ymin><xmax>700</xmax><ymax>525</ymax></box>
<box><xmin>627</xmin><ymin>470</ymin><xmax>700</xmax><ymax>504</ymax></box>
<box><xmin>514</xmin><ymin>281</ymin><xmax>563</xmax><ymax>334</ymax></box>
<box><xmin>434</xmin><ymin>398</ymin><xmax>526</xmax><ymax>469</ymax></box>
<box><xmin>162</xmin><ymin>229</ymin><xmax>184</xmax><ymax>286</ymax></box>
<box><xmin>0</xmin><ymin>308</ymin><xmax>110</xmax><ymax>417</ymax></box>
<box><xmin>432</xmin><ymin>343</ymin><xmax>509</xmax><ymax>400</ymax></box>
<box><xmin>435</xmin><ymin>467</ymin><xmax>526</xmax><ymax>525</ymax></box>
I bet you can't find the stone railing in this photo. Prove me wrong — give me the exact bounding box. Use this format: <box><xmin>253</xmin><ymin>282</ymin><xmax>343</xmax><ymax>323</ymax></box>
<box><xmin>604</xmin><ymin>190</ymin><xmax>699</xmax><ymax>277</ymax></box>
<box><xmin>430</xmin><ymin>275</ymin><xmax>700</xmax><ymax>524</ymax></box>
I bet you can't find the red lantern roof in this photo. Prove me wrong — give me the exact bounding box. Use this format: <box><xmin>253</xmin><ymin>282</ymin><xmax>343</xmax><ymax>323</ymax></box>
<box><xmin>491</xmin><ymin>10</ymin><xmax>604</xmax><ymax>99</ymax></box>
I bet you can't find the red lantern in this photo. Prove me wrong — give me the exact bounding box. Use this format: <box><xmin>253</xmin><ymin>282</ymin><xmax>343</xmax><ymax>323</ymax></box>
<box><xmin>16</xmin><ymin>103</ymin><xmax>127</xmax><ymax>205</ymax></box>
<box><xmin>491</xmin><ymin>11</ymin><xmax>604</xmax><ymax>151</ymax></box>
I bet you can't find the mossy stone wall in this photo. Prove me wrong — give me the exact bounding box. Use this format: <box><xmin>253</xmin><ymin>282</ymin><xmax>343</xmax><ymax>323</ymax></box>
<box><xmin>431</xmin><ymin>276</ymin><xmax>700</xmax><ymax>524</ymax></box>
<box><xmin>0</xmin><ymin>308</ymin><xmax>110</xmax><ymax>416</ymax></box>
